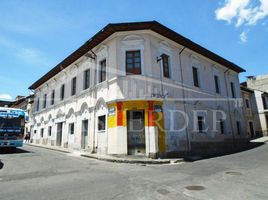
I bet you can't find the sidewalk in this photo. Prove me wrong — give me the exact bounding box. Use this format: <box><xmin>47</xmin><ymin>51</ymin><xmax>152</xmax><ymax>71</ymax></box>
<box><xmin>26</xmin><ymin>143</ymin><xmax>184</xmax><ymax>165</ymax></box>
<box><xmin>251</xmin><ymin>136</ymin><xmax>268</xmax><ymax>143</ymax></box>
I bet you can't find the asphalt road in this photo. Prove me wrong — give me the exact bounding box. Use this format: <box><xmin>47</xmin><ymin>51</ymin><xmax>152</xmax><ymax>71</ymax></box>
<box><xmin>0</xmin><ymin>143</ymin><xmax>268</xmax><ymax>200</ymax></box>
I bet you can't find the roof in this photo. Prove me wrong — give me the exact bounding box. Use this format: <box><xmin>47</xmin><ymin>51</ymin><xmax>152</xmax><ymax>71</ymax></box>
<box><xmin>29</xmin><ymin>21</ymin><xmax>246</xmax><ymax>90</ymax></box>
<box><xmin>240</xmin><ymin>85</ymin><xmax>254</xmax><ymax>93</ymax></box>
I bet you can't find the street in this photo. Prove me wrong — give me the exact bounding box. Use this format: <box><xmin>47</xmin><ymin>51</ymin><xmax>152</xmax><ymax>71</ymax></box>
<box><xmin>0</xmin><ymin>143</ymin><xmax>268</xmax><ymax>200</ymax></box>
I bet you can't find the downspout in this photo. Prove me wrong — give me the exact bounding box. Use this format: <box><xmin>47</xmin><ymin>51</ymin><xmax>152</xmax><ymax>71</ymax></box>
<box><xmin>178</xmin><ymin>47</ymin><xmax>191</xmax><ymax>153</ymax></box>
<box><xmin>223</xmin><ymin>69</ymin><xmax>235</xmax><ymax>149</ymax></box>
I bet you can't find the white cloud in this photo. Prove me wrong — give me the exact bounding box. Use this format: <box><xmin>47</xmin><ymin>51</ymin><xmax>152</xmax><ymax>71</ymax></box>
<box><xmin>0</xmin><ymin>94</ymin><xmax>12</xmax><ymax>100</ymax></box>
<box><xmin>215</xmin><ymin>0</ymin><xmax>268</xmax><ymax>27</ymax></box>
<box><xmin>240</xmin><ymin>31</ymin><xmax>248</xmax><ymax>42</ymax></box>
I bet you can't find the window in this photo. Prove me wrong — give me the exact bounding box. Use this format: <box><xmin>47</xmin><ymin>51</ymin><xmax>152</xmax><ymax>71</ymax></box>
<box><xmin>71</xmin><ymin>77</ymin><xmax>76</xmax><ymax>96</ymax></box>
<box><xmin>51</xmin><ymin>90</ymin><xmax>55</xmax><ymax>105</ymax></box>
<box><xmin>98</xmin><ymin>115</ymin><xmax>106</xmax><ymax>131</ymax></box>
<box><xmin>236</xmin><ymin>121</ymin><xmax>241</xmax><ymax>135</ymax></box>
<box><xmin>84</xmin><ymin>69</ymin><xmax>90</xmax><ymax>90</ymax></box>
<box><xmin>230</xmin><ymin>82</ymin><xmax>236</xmax><ymax>98</ymax></box>
<box><xmin>262</xmin><ymin>95</ymin><xmax>267</xmax><ymax>110</ymax></box>
<box><xmin>220</xmin><ymin>119</ymin><xmax>225</xmax><ymax>134</ymax></box>
<box><xmin>60</xmin><ymin>84</ymin><xmax>65</xmax><ymax>100</ymax></box>
<box><xmin>34</xmin><ymin>130</ymin><xmax>37</xmax><ymax>134</ymax></box>
<box><xmin>69</xmin><ymin>123</ymin><xmax>74</xmax><ymax>135</ymax></box>
<box><xmin>99</xmin><ymin>59</ymin><xmax>106</xmax><ymax>83</ymax></box>
<box><xmin>192</xmin><ymin>67</ymin><xmax>199</xmax><ymax>87</ymax></box>
<box><xmin>43</xmin><ymin>94</ymin><xmax>47</xmax><ymax>109</ymax></box>
<box><xmin>214</xmin><ymin>75</ymin><xmax>220</xmax><ymax>94</ymax></box>
<box><xmin>245</xmin><ymin>99</ymin><xmax>250</xmax><ymax>108</ymax></box>
<box><xmin>36</xmin><ymin>98</ymin><xmax>40</xmax><ymax>111</ymax></box>
<box><xmin>126</xmin><ymin>50</ymin><xmax>141</xmax><ymax>75</ymax></box>
<box><xmin>197</xmin><ymin>116</ymin><xmax>204</xmax><ymax>133</ymax></box>
<box><xmin>162</xmin><ymin>54</ymin><xmax>170</xmax><ymax>78</ymax></box>
<box><xmin>48</xmin><ymin>126</ymin><xmax>52</xmax><ymax>137</ymax></box>
<box><xmin>40</xmin><ymin>128</ymin><xmax>44</xmax><ymax>138</ymax></box>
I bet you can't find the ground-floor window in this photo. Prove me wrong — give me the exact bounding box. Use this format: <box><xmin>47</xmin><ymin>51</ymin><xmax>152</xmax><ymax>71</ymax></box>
<box><xmin>69</xmin><ymin>123</ymin><xmax>74</xmax><ymax>135</ymax></box>
<box><xmin>236</xmin><ymin>121</ymin><xmax>241</xmax><ymax>135</ymax></box>
<box><xmin>197</xmin><ymin>116</ymin><xmax>205</xmax><ymax>133</ymax></box>
<box><xmin>220</xmin><ymin>119</ymin><xmax>225</xmax><ymax>134</ymax></box>
<box><xmin>98</xmin><ymin>115</ymin><xmax>106</xmax><ymax>131</ymax></box>
<box><xmin>40</xmin><ymin>128</ymin><xmax>44</xmax><ymax>138</ymax></box>
<box><xmin>48</xmin><ymin>126</ymin><xmax>52</xmax><ymax>137</ymax></box>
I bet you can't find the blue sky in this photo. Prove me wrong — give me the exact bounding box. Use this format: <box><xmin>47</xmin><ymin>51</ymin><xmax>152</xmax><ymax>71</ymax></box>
<box><xmin>0</xmin><ymin>0</ymin><xmax>267</xmax><ymax>100</ymax></box>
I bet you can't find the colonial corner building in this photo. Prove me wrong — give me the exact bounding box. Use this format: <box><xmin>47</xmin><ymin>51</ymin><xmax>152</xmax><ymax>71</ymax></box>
<box><xmin>29</xmin><ymin>21</ymin><xmax>248</xmax><ymax>158</ymax></box>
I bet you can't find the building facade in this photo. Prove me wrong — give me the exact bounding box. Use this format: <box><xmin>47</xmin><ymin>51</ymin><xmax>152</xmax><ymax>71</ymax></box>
<box><xmin>29</xmin><ymin>21</ymin><xmax>247</xmax><ymax>158</ymax></box>
<box><xmin>243</xmin><ymin>75</ymin><xmax>268</xmax><ymax>136</ymax></box>
<box><xmin>240</xmin><ymin>85</ymin><xmax>257</xmax><ymax>138</ymax></box>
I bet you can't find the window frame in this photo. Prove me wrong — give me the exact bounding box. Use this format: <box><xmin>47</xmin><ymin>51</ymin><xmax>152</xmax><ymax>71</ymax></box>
<box><xmin>161</xmin><ymin>54</ymin><xmax>170</xmax><ymax>78</ymax></box>
<box><xmin>236</xmin><ymin>121</ymin><xmax>241</xmax><ymax>135</ymax></box>
<box><xmin>125</xmin><ymin>50</ymin><xmax>141</xmax><ymax>75</ymax></box>
<box><xmin>48</xmin><ymin>126</ymin><xmax>52</xmax><ymax>137</ymax></box>
<box><xmin>51</xmin><ymin>90</ymin><xmax>55</xmax><ymax>105</ymax></box>
<box><xmin>230</xmin><ymin>82</ymin><xmax>236</xmax><ymax>98</ymax></box>
<box><xmin>60</xmin><ymin>84</ymin><xmax>65</xmax><ymax>101</ymax></box>
<box><xmin>69</xmin><ymin>123</ymin><xmax>75</xmax><ymax>135</ymax></box>
<box><xmin>43</xmin><ymin>94</ymin><xmax>47</xmax><ymax>109</ymax></box>
<box><xmin>197</xmin><ymin>116</ymin><xmax>204</xmax><ymax>133</ymax></box>
<box><xmin>71</xmin><ymin>77</ymin><xmax>77</xmax><ymax>96</ymax></box>
<box><xmin>99</xmin><ymin>59</ymin><xmax>107</xmax><ymax>83</ymax></box>
<box><xmin>98</xmin><ymin>115</ymin><xmax>106</xmax><ymax>131</ymax></box>
<box><xmin>192</xmin><ymin>66</ymin><xmax>200</xmax><ymax>87</ymax></box>
<box><xmin>214</xmin><ymin>75</ymin><xmax>220</xmax><ymax>94</ymax></box>
<box><xmin>83</xmin><ymin>69</ymin><xmax>90</xmax><ymax>90</ymax></box>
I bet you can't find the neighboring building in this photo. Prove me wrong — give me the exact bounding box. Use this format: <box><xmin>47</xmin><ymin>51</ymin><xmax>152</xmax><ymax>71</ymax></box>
<box><xmin>243</xmin><ymin>75</ymin><xmax>268</xmax><ymax>136</ymax></box>
<box><xmin>29</xmin><ymin>21</ymin><xmax>247</xmax><ymax>158</ymax></box>
<box><xmin>10</xmin><ymin>95</ymin><xmax>34</xmax><ymax>136</ymax></box>
<box><xmin>240</xmin><ymin>85</ymin><xmax>257</xmax><ymax>138</ymax></box>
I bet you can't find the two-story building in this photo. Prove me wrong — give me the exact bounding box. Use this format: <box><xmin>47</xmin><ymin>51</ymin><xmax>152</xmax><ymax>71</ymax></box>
<box><xmin>29</xmin><ymin>21</ymin><xmax>247</xmax><ymax>158</ymax></box>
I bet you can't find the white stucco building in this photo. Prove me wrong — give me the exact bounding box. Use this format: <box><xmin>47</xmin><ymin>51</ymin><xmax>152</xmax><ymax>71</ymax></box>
<box><xmin>29</xmin><ymin>21</ymin><xmax>247</xmax><ymax>158</ymax></box>
<box><xmin>242</xmin><ymin>75</ymin><xmax>268</xmax><ymax>136</ymax></box>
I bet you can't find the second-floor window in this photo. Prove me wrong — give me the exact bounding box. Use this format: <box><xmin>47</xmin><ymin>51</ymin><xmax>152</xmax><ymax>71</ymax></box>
<box><xmin>245</xmin><ymin>99</ymin><xmax>250</xmax><ymax>108</ymax></box>
<box><xmin>162</xmin><ymin>54</ymin><xmax>170</xmax><ymax>78</ymax></box>
<box><xmin>43</xmin><ymin>94</ymin><xmax>47</xmax><ymax>109</ymax></box>
<box><xmin>99</xmin><ymin>59</ymin><xmax>106</xmax><ymax>83</ymax></box>
<box><xmin>60</xmin><ymin>84</ymin><xmax>65</xmax><ymax>100</ymax></box>
<box><xmin>214</xmin><ymin>75</ymin><xmax>220</xmax><ymax>94</ymax></box>
<box><xmin>71</xmin><ymin>77</ymin><xmax>76</xmax><ymax>96</ymax></box>
<box><xmin>126</xmin><ymin>50</ymin><xmax>141</xmax><ymax>75</ymax></box>
<box><xmin>51</xmin><ymin>90</ymin><xmax>55</xmax><ymax>105</ymax></box>
<box><xmin>230</xmin><ymin>82</ymin><xmax>236</xmax><ymax>98</ymax></box>
<box><xmin>36</xmin><ymin>98</ymin><xmax>40</xmax><ymax>111</ymax></box>
<box><xmin>192</xmin><ymin>67</ymin><xmax>199</xmax><ymax>87</ymax></box>
<box><xmin>84</xmin><ymin>69</ymin><xmax>90</xmax><ymax>90</ymax></box>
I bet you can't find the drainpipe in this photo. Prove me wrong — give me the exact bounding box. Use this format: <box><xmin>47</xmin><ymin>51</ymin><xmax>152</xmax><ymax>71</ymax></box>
<box><xmin>223</xmin><ymin>69</ymin><xmax>235</xmax><ymax>149</ymax></box>
<box><xmin>178</xmin><ymin>47</ymin><xmax>191</xmax><ymax>154</ymax></box>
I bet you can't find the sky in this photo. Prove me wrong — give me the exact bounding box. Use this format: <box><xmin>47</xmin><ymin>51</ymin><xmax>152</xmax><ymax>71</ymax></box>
<box><xmin>0</xmin><ymin>0</ymin><xmax>268</xmax><ymax>101</ymax></box>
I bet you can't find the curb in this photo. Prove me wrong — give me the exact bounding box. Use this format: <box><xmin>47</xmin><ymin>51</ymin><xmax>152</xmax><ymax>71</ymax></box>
<box><xmin>81</xmin><ymin>154</ymin><xmax>179</xmax><ymax>165</ymax></box>
<box><xmin>25</xmin><ymin>143</ymin><xmax>71</xmax><ymax>154</ymax></box>
<box><xmin>26</xmin><ymin>143</ymin><xmax>184</xmax><ymax>165</ymax></box>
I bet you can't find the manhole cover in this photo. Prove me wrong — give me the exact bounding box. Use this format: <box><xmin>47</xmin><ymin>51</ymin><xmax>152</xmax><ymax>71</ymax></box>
<box><xmin>225</xmin><ymin>171</ymin><xmax>242</xmax><ymax>176</ymax></box>
<box><xmin>185</xmin><ymin>186</ymin><xmax>205</xmax><ymax>191</ymax></box>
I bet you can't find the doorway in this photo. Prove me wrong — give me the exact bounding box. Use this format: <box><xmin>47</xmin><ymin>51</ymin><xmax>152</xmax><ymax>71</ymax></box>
<box><xmin>127</xmin><ymin>110</ymin><xmax>145</xmax><ymax>155</ymax></box>
<box><xmin>56</xmin><ymin>123</ymin><xmax>63</xmax><ymax>146</ymax></box>
<box><xmin>81</xmin><ymin>120</ymin><xmax>88</xmax><ymax>149</ymax></box>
